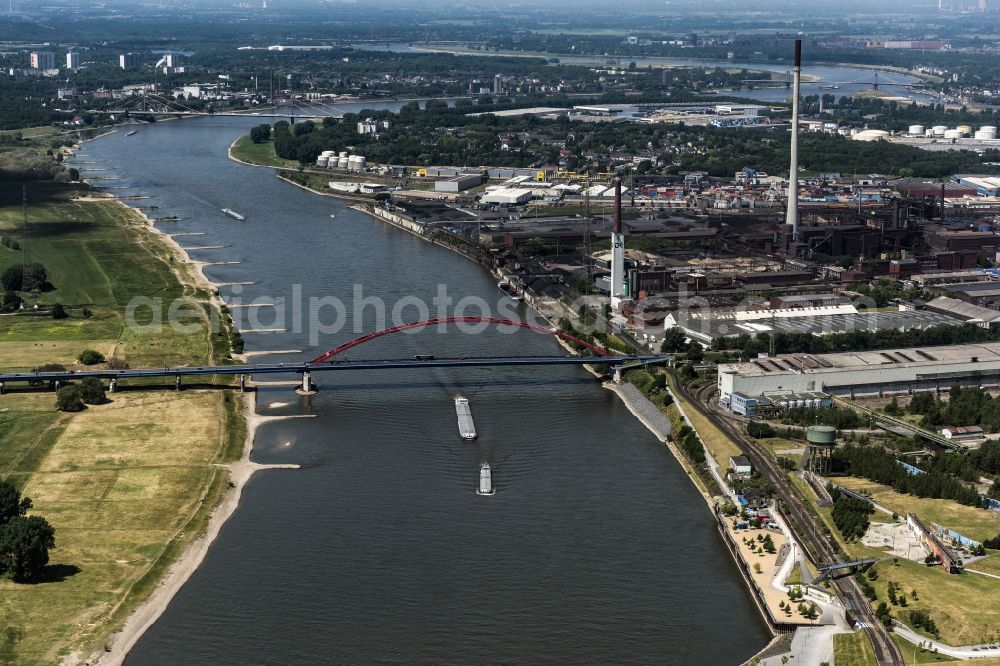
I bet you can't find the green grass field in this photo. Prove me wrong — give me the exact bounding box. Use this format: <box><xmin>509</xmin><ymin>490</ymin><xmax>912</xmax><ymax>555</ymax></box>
<box><xmin>868</xmin><ymin>557</ymin><xmax>1000</xmax><ymax>646</ymax></box>
<box><xmin>0</xmin><ymin>177</ymin><xmax>243</xmax><ymax>663</ymax></box>
<box><xmin>229</xmin><ymin>135</ymin><xmax>301</xmax><ymax>169</ymax></box>
<box><xmin>0</xmin><ymin>183</ymin><xmax>213</xmax><ymax>369</ymax></box>
<box><xmin>835</xmin><ymin>477</ymin><xmax>1000</xmax><ymax>543</ymax></box>
<box><xmin>834</xmin><ymin>631</ymin><xmax>878</xmax><ymax>666</ymax></box>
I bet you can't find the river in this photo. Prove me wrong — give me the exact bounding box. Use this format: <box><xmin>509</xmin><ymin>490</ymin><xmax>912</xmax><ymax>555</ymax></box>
<box><xmin>356</xmin><ymin>43</ymin><xmax>936</xmax><ymax>104</ymax></box>
<box><xmin>79</xmin><ymin>115</ymin><xmax>770</xmax><ymax>664</ymax></box>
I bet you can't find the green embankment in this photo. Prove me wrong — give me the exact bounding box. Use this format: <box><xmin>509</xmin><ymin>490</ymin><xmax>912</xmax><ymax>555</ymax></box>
<box><xmin>0</xmin><ymin>179</ymin><xmax>245</xmax><ymax>663</ymax></box>
<box><xmin>229</xmin><ymin>135</ymin><xmax>301</xmax><ymax>169</ymax></box>
<box><xmin>834</xmin><ymin>632</ymin><xmax>878</xmax><ymax>666</ymax></box>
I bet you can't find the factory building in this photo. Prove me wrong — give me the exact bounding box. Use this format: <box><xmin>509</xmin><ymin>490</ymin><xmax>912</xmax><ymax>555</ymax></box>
<box><xmin>666</xmin><ymin>304</ymin><xmax>961</xmax><ymax>346</ymax></box>
<box><xmin>924</xmin><ymin>296</ymin><xmax>1000</xmax><ymax>326</ymax></box>
<box><xmin>435</xmin><ymin>174</ymin><xmax>483</xmax><ymax>193</ymax></box>
<box><xmin>480</xmin><ymin>188</ymin><xmax>534</xmax><ymax>205</ymax></box>
<box><xmin>718</xmin><ymin>342</ymin><xmax>1000</xmax><ymax>401</ymax></box>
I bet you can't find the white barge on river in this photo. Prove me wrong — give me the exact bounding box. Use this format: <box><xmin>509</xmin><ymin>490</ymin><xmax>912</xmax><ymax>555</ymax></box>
<box><xmin>478</xmin><ymin>463</ymin><xmax>494</xmax><ymax>495</ymax></box>
<box><xmin>455</xmin><ymin>396</ymin><xmax>477</xmax><ymax>440</ymax></box>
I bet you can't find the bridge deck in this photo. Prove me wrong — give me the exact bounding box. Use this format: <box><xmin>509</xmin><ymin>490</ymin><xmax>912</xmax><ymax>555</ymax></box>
<box><xmin>0</xmin><ymin>355</ymin><xmax>662</xmax><ymax>384</ymax></box>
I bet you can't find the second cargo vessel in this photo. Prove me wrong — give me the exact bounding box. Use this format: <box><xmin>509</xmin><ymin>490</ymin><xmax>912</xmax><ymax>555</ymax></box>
<box><xmin>454</xmin><ymin>396</ymin><xmax>477</xmax><ymax>440</ymax></box>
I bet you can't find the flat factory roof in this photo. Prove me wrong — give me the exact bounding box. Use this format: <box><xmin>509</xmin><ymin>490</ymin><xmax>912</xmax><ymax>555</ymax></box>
<box><xmin>720</xmin><ymin>341</ymin><xmax>1000</xmax><ymax>378</ymax></box>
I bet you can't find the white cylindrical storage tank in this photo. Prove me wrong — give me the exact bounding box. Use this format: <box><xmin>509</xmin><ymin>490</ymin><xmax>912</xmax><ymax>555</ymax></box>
<box><xmin>925</xmin><ymin>129</ymin><xmax>934</xmax><ymax>137</ymax></box>
<box><xmin>909</xmin><ymin>124</ymin><xmax>925</xmax><ymax>135</ymax></box>
<box><xmin>355</xmin><ymin>156</ymin><xmax>366</xmax><ymax>171</ymax></box>
<box><xmin>932</xmin><ymin>125</ymin><xmax>947</xmax><ymax>136</ymax></box>
<box><xmin>339</xmin><ymin>151</ymin><xmax>349</xmax><ymax>158</ymax></box>
<box><xmin>944</xmin><ymin>129</ymin><xmax>962</xmax><ymax>139</ymax></box>
<box><xmin>316</xmin><ymin>156</ymin><xmax>329</xmax><ymax>167</ymax></box>
<box><xmin>347</xmin><ymin>155</ymin><xmax>361</xmax><ymax>171</ymax></box>
<box><xmin>337</xmin><ymin>156</ymin><xmax>349</xmax><ymax>169</ymax></box>
<box><xmin>957</xmin><ymin>125</ymin><xmax>973</xmax><ymax>136</ymax></box>
<box><xmin>321</xmin><ymin>150</ymin><xmax>336</xmax><ymax>157</ymax></box>
<box><xmin>981</xmin><ymin>125</ymin><xmax>997</xmax><ymax>134</ymax></box>
<box><xmin>976</xmin><ymin>130</ymin><xmax>996</xmax><ymax>140</ymax></box>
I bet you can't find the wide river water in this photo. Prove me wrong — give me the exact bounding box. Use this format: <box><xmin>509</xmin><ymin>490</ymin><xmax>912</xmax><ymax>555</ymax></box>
<box><xmin>79</xmin><ymin>114</ymin><xmax>770</xmax><ymax>664</ymax></box>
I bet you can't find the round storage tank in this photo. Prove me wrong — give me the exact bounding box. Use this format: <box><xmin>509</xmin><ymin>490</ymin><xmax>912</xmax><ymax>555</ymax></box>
<box><xmin>806</xmin><ymin>425</ymin><xmax>837</xmax><ymax>447</ymax></box>
<box><xmin>337</xmin><ymin>156</ymin><xmax>349</xmax><ymax>169</ymax></box>
<box><xmin>355</xmin><ymin>156</ymin><xmax>366</xmax><ymax>171</ymax></box>
<box><xmin>976</xmin><ymin>130</ymin><xmax>997</xmax><ymax>140</ymax></box>
<box><xmin>339</xmin><ymin>151</ymin><xmax>349</xmax><ymax>158</ymax></box>
<box><xmin>932</xmin><ymin>125</ymin><xmax>947</xmax><ymax>136</ymax></box>
<box><xmin>957</xmin><ymin>125</ymin><xmax>973</xmax><ymax>136</ymax></box>
<box><xmin>944</xmin><ymin>129</ymin><xmax>962</xmax><ymax>139</ymax></box>
<box><xmin>982</xmin><ymin>125</ymin><xmax>997</xmax><ymax>134</ymax></box>
<box><xmin>347</xmin><ymin>155</ymin><xmax>361</xmax><ymax>171</ymax></box>
<box><xmin>909</xmin><ymin>125</ymin><xmax>925</xmax><ymax>135</ymax></box>
<box><xmin>316</xmin><ymin>156</ymin><xmax>329</xmax><ymax>167</ymax></box>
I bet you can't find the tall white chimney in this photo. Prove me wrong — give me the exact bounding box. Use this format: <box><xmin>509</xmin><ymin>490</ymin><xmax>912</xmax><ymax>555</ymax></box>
<box><xmin>785</xmin><ymin>39</ymin><xmax>802</xmax><ymax>242</ymax></box>
<box><xmin>610</xmin><ymin>179</ymin><xmax>626</xmax><ymax>310</ymax></box>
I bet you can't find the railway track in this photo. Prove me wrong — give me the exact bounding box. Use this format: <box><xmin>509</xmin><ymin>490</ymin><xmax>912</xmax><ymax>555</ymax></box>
<box><xmin>677</xmin><ymin>380</ymin><xmax>904</xmax><ymax>666</ymax></box>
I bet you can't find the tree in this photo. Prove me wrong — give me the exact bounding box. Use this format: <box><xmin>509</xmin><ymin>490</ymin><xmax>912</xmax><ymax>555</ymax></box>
<box><xmin>77</xmin><ymin>349</ymin><xmax>105</xmax><ymax>365</ymax></box>
<box><xmin>249</xmin><ymin>124</ymin><xmax>271</xmax><ymax>143</ymax></box>
<box><xmin>55</xmin><ymin>385</ymin><xmax>84</xmax><ymax>412</ymax></box>
<box><xmin>78</xmin><ymin>378</ymin><xmax>107</xmax><ymax>405</ymax></box>
<box><xmin>50</xmin><ymin>303</ymin><xmax>67</xmax><ymax>320</ymax></box>
<box><xmin>0</xmin><ymin>481</ymin><xmax>31</xmax><ymax>529</ymax></box>
<box><xmin>684</xmin><ymin>342</ymin><xmax>704</xmax><ymax>363</ymax></box>
<box><xmin>1</xmin><ymin>263</ymin><xmax>48</xmax><ymax>292</ymax></box>
<box><xmin>661</xmin><ymin>327</ymin><xmax>687</xmax><ymax>353</ymax></box>
<box><xmin>0</xmin><ymin>515</ymin><xmax>56</xmax><ymax>583</ymax></box>
<box><xmin>0</xmin><ymin>290</ymin><xmax>20</xmax><ymax>313</ymax></box>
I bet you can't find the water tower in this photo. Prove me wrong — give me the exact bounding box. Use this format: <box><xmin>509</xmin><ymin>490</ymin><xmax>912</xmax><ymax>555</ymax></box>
<box><xmin>806</xmin><ymin>425</ymin><xmax>837</xmax><ymax>475</ymax></box>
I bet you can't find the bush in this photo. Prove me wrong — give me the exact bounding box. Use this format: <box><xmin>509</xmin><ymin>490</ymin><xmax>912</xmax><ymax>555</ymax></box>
<box><xmin>77</xmin><ymin>349</ymin><xmax>105</xmax><ymax>365</ymax></box>
<box><xmin>78</xmin><ymin>377</ymin><xmax>107</xmax><ymax>405</ymax></box>
<box><xmin>55</xmin><ymin>385</ymin><xmax>85</xmax><ymax>412</ymax></box>
<box><xmin>50</xmin><ymin>303</ymin><xmax>67</xmax><ymax>319</ymax></box>
<box><xmin>105</xmin><ymin>356</ymin><xmax>129</xmax><ymax>370</ymax></box>
<box><xmin>747</xmin><ymin>422</ymin><xmax>776</xmax><ymax>438</ymax></box>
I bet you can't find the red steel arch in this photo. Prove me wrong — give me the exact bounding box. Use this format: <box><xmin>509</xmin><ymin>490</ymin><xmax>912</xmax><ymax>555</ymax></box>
<box><xmin>308</xmin><ymin>316</ymin><xmax>611</xmax><ymax>364</ymax></box>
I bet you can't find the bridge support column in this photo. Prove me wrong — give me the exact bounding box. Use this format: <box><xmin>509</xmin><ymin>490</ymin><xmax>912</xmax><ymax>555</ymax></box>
<box><xmin>53</xmin><ymin>380</ymin><xmax>60</xmax><ymax>391</ymax></box>
<box><xmin>296</xmin><ymin>371</ymin><xmax>317</xmax><ymax>396</ymax></box>
<box><xmin>612</xmin><ymin>366</ymin><xmax>623</xmax><ymax>384</ymax></box>
<box><xmin>0</xmin><ymin>381</ymin><xmax>4</xmax><ymax>396</ymax></box>
<box><xmin>239</xmin><ymin>374</ymin><xmax>246</xmax><ymax>393</ymax></box>
<box><xmin>109</xmin><ymin>378</ymin><xmax>117</xmax><ymax>394</ymax></box>
<box><xmin>175</xmin><ymin>375</ymin><xmax>182</xmax><ymax>392</ymax></box>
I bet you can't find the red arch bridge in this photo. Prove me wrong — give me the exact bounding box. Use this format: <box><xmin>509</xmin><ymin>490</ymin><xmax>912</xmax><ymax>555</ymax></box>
<box><xmin>0</xmin><ymin>317</ymin><xmax>667</xmax><ymax>393</ymax></box>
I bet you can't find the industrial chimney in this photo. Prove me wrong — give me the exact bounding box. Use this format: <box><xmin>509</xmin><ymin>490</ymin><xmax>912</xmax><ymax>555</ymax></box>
<box><xmin>785</xmin><ymin>39</ymin><xmax>802</xmax><ymax>242</ymax></box>
<box><xmin>610</xmin><ymin>179</ymin><xmax>626</xmax><ymax>310</ymax></box>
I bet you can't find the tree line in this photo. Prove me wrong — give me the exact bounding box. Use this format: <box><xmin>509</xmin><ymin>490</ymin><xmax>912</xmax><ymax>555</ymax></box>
<box><xmin>836</xmin><ymin>443</ymin><xmax>983</xmax><ymax>507</ymax></box>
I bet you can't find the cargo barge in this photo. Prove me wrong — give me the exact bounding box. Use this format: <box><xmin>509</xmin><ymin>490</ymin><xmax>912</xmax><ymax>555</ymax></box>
<box><xmin>455</xmin><ymin>396</ymin><xmax>477</xmax><ymax>440</ymax></box>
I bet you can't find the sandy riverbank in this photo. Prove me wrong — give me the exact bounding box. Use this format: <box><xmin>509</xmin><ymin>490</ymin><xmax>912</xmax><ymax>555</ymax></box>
<box><xmin>89</xmin><ymin>393</ymin><xmax>303</xmax><ymax>665</ymax></box>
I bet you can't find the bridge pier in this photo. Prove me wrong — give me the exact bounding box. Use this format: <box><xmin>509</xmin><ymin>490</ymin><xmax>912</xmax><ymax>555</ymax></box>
<box><xmin>109</xmin><ymin>378</ymin><xmax>117</xmax><ymax>393</ymax></box>
<box><xmin>239</xmin><ymin>374</ymin><xmax>246</xmax><ymax>393</ymax></box>
<box><xmin>175</xmin><ymin>375</ymin><xmax>182</xmax><ymax>392</ymax></box>
<box><xmin>613</xmin><ymin>367</ymin><xmax>623</xmax><ymax>384</ymax></box>
<box><xmin>0</xmin><ymin>381</ymin><xmax>4</xmax><ymax>396</ymax></box>
<box><xmin>295</xmin><ymin>371</ymin><xmax>317</xmax><ymax>396</ymax></box>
